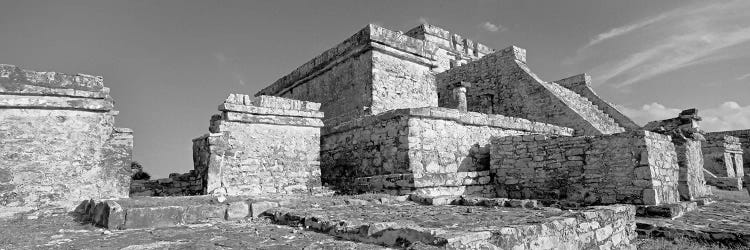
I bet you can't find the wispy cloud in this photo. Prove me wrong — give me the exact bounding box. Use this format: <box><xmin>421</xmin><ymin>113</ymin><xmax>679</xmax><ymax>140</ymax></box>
<box><xmin>596</xmin><ymin>26</ymin><xmax>750</xmax><ymax>87</ymax></box>
<box><xmin>481</xmin><ymin>22</ymin><xmax>506</xmax><ymax>33</ymax></box>
<box><xmin>418</xmin><ymin>16</ymin><xmax>429</xmax><ymax>24</ymax></box>
<box><xmin>583</xmin><ymin>13</ymin><xmax>669</xmax><ymax>49</ymax></box>
<box><xmin>571</xmin><ymin>1</ymin><xmax>750</xmax><ymax>88</ymax></box>
<box><xmin>737</xmin><ymin>72</ymin><xmax>750</xmax><ymax>81</ymax></box>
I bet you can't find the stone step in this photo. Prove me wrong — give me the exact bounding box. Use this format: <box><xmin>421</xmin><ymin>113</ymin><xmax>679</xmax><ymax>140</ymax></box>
<box><xmin>541</xmin><ymin>81</ymin><xmax>625</xmax><ymax>134</ymax></box>
<box><xmin>73</xmin><ymin>196</ymin><xmax>282</xmax><ymax>230</ymax></box>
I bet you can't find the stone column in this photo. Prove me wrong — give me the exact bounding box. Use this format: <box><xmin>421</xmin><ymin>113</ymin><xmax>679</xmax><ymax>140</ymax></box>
<box><xmin>450</xmin><ymin>81</ymin><xmax>472</xmax><ymax>112</ymax></box>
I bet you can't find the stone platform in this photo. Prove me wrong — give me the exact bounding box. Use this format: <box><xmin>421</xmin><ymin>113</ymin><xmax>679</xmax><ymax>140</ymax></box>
<box><xmin>636</xmin><ymin>201</ymin><xmax>750</xmax><ymax>246</ymax></box>
<box><xmin>0</xmin><ymin>214</ymin><xmax>388</xmax><ymax>249</ymax></box>
<box><xmin>73</xmin><ymin>194</ymin><xmax>636</xmax><ymax>249</ymax></box>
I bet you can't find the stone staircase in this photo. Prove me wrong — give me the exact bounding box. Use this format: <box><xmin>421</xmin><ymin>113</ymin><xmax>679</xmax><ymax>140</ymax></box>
<box><xmin>541</xmin><ymin>81</ymin><xmax>626</xmax><ymax>135</ymax></box>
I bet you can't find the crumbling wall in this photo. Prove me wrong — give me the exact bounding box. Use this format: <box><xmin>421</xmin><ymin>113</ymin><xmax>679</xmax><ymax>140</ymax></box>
<box><xmin>491</xmin><ymin>131</ymin><xmax>680</xmax><ymax>205</ymax></box>
<box><xmin>404</xmin><ymin>23</ymin><xmax>495</xmax><ymax>71</ymax></box>
<box><xmin>706</xmin><ymin>130</ymin><xmax>749</xmax><ymax>178</ymax></box>
<box><xmin>702</xmin><ymin>134</ymin><xmax>743</xmax><ymax>177</ymax></box>
<box><xmin>435</xmin><ymin>46</ymin><xmax>625</xmax><ymax>136</ymax></box>
<box><xmin>321</xmin><ymin>107</ymin><xmax>573</xmax><ymax>196</ymax></box>
<box><xmin>0</xmin><ymin>64</ymin><xmax>132</xmax><ymax>214</ymax></box>
<box><xmin>644</xmin><ymin>109</ymin><xmax>712</xmax><ymax>200</ymax></box>
<box><xmin>192</xmin><ymin>95</ymin><xmax>323</xmax><ymax>196</ymax></box>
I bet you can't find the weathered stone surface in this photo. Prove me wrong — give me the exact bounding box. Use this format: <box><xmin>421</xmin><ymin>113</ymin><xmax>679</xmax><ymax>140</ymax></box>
<box><xmin>225</xmin><ymin>201</ymin><xmax>249</xmax><ymax>220</ymax></box>
<box><xmin>644</xmin><ymin>109</ymin><xmax>712</xmax><ymax>200</ymax></box>
<box><xmin>192</xmin><ymin>95</ymin><xmax>323</xmax><ymax>196</ymax></box>
<box><xmin>182</xmin><ymin>203</ymin><xmax>227</xmax><ymax>224</ymax></box>
<box><xmin>702</xmin><ymin>133</ymin><xmax>745</xmax><ymax>190</ymax></box>
<box><xmin>321</xmin><ymin>106</ymin><xmax>572</xmax><ymax>195</ymax></box>
<box><xmin>124</xmin><ymin>206</ymin><xmax>186</xmax><ymax>229</ymax></box>
<box><xmin>706</xmin><ymin>129</ymin><xmax>750</xmax><ymax>181</ymax></box>
<box><xmin>492</xmin><ymin>131</ymin><xmax>680</xmax><ymax>205</ymax></box>
<box><xmin>636</xmin><ymin>201</ymin><xmax>750</xmax><ymax>246</ymax></box>
<box><xmin>0</xmin><ymin>65</ymin><xmax>131</xmax><ymax>216</ymax></box>
<box><xmin>263</xmin><ymin>197</ymin><xmax>636</xmax><ymax>249</ymax></box>
<box><xmin>0</xmin><ymin>214</ymin><xmax>389</xmax><ymax>249</ymax></box>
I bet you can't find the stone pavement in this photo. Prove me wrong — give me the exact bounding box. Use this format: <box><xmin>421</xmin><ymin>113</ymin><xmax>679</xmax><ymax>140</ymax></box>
<box><xmin>0</xmin><ymin>214</ymin><xmax>391</xmax><ymax>250</ymax></box>
<box><xmin>636</xmin><ymin>201</ymin><xmax>750</xmax><ymax>246</ymax></box>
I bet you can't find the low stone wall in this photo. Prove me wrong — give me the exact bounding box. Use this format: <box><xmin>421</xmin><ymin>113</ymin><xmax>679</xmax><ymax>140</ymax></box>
<box><xmin>0</xmin><ymin>64</ymin><xmax>132</xmax><ymax>215</ymax></box>
<box><xmin>491</xmin><ymin>131</ymin><xmax>680</xmax><ymax>205</ymax></box>
<box><xmin>192</xmin><ymin>95</ymin><xmax>323</xmax><ymax>196</ymax></box>
<box><xmin>321</xmin><ymin>107</ymin><xmax>573</xmax><ymax>196</ymax></box>
<box><xmin>130</xmin><ymin>171</ymin><xmax>203</xmax><ymax>197</ymax></box>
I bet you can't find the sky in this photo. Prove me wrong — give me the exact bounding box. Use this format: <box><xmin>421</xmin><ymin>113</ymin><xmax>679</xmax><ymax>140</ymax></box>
<box><xmin>1</xmin><ymin>0</ymin><xmax>749</xmax><ymax>177</ymax></box>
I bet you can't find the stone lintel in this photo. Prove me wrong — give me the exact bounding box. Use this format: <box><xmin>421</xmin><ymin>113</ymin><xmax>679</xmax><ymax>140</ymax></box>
<box><xmin>219</xmin><ymin>103</ymin><xmax>324</xmax><ymax>119</ymax></box>
<box><xmin>222</xmin><ymin>112</ymin><xmax>324</xmax><ymax>128</ymax></box>
<box><xmin>0</xmin><ymin>94</ymin><xmax>114</xmax><ymax>112</ymax></box>
<box><xmin>114</xmin><ymin>127</ymin><xmax>134</xmax><ymax>134</ymax></box>
<box><xmin>0</xmin><ymin>64</ymin><xmax>104</xmax><ymax>92</ymax></box>
<box><xmin>0</xmin><ymin>83</ymin><xmax>110</xmax><ymax>99</ymax></box>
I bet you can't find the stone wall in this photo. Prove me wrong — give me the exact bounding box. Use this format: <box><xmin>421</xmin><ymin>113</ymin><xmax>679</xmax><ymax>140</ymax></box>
<box><xmin>491</xmin><ymin>131</ymin><xmax>680</xmax><ymax>205</ymax></box>
<box><xmin>702</xmin><ymin>134</ymin><xmax>743</xmax><ymax>190</ymax></box>
<box><xmin>192</xmin><ymin>95</ymin><xmax>323</xmax><ymax>196</ymax></box>
<box><xmin>435</xmin><ymin>46</ymin><xmax>626</xmax><ymax>136</ymax></box>
<box><xmin>321</xmin><ymin>106</ymin><xmax>573</xmax><ymax>196</ymax></box>
<box><xmin>0</xmin><ymin>64</ymin><xmax>132</xmax><ymax>214</ymax></box>
<box><xmin>674</xmin><ymin>140</ymin><xmax>712</xmax><ymax>200</ymax></box>
<box><xmin>129</xmin><ymin>171</ymin><xmax>203</xmax><ymax>197</ymax></box>
<box><xmin>255</xmin><ymin>24</ymin><xmax>440</xmax><ymax>124</ymax></box>
<box><xmin>706</xmin><ymin>130</ymin><xmax>750</xmax><ymax>178</ymax></box>
<box><xmin>403</xmin><ymin>23</ymin><xmax>495</xmax><ymax>72</ymax></box>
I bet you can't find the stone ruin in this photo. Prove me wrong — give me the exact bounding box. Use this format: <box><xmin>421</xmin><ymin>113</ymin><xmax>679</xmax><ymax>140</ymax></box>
<box><xmin>3</xmin><ymin>22</ymin><xmax>750</xmax><ymax>249</ymax></box>
<box><xmin>0</xmin><ymin>64</ymin><xmax>132</xmax><ymax>215</ymax></box>
<box><xmin>193</xmin><ymin>94</ymin><xmax>324</xmax><ymax>196</ymax></box>
<box><xmin>702</xmin><ymin>130</ymin><xmax>747</xmax><ymax>190</ymax></box>
<box><xmin>643</xmin><ymin>108</ymin><xmax>712</xmax><ymax>200</ymax></box>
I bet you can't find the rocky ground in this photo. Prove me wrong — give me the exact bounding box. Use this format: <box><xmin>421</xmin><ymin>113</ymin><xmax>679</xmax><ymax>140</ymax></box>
<box><xmin>1</xmin><ymin>189</ymin><xmax>749</xmax><ymax>250</ymax></box>
<box><xmin>0</xmin><ymin>214</ymin><xmax>392</xmax><ymax>250</ymax></box>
